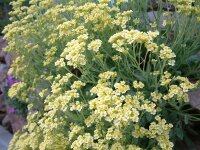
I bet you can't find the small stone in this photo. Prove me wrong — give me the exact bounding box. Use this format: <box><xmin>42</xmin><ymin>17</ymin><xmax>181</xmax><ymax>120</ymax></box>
<box><xmin>189</xmin><ymin>89</ymin><xmax>200</xmax><ymax>110</ymax></box>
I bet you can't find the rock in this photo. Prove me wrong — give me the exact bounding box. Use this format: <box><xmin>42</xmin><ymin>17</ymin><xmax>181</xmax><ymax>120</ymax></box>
<box><xmin>189</xmin><ymin>89</ymin><xmax>200</xmax><ymax>110</ymax></box>
<box><xmin>0</xmin><ymin>63</ymin><xmax>8</xmax><ymax>73</ymax></box>
<box><xmin>2</xmin><ymin>110</ymin><xmax>26</xmax><ymax>133</ymax></box>
<box><xmin>0</xmin><ymin>72</ymin><xmax>6</xmax><ymax>83</ymax></box>
<box><xmin>0</xmin><ymin>92</ymin><xmax>6</xmax><ymax>126</ymax></box>
<box><xmin>0</xmin><ymin>36</ymin><xmax>7</xmax><ymax>51</ymax></box>
<box><xmin>0</xmin><ymin>126</ymin><xmax>13</xmax><ymax>150</ymax></box>
<box><xmin>4</xmin><ymin>52</ymin><xmax>17</xmax><ymax>67</ymax></box>
<box><xmin>148</xmin><ymin>0</ymin><xmax>175</xmax><ymax>11</ymax></box>
<box><xmin>0</xmin><ymin>36</ymin><xmax>17</xmax><ymax>67</ymax></box>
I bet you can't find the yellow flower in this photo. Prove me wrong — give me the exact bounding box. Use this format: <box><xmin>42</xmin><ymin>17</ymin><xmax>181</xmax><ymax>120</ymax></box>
<box><xmin>162</xmin><ymin>20</ymin><xmax>167</xmax><ymax>26</ymax></box>
<box><xmin>69</xmin><ymin>124</ymin><xmax>84</xmax><ymax>141</ymax></box>
<box><xmin>133</xmin><ymin>18</ymin><xmax>141</xmax><ymax>24</ymax></box>
<box><xmin>8</xmin><ymin>82</ymin><xmax>28</xmax><ymax>100</ymax></box>
<box><xmin>55</xmin><ymin>58</ymin><xmax>66</xmax><ymax>68</ymax></box>
<box><xmin>61</xmin><ymin>34</ymin><xmax>88</xmax><ymax>68</ymax></box>
<box><xmin>71</xmin><ymin>81</ymin><xmax>86</xmax><ymax>90</ymax></box>
<box><xmin>151</xmin><ymin>92</ymin><xmax>162</xmax><ymax>102</ymax></box>
<box><xmin>70</xmin><ymin>101</ymin><xmax>85</xmax><ymax>112</ymax></box>
<box><xmin>150</xmin><ymin>22</ymin><xmax>157</xmax><ymax>28</ymax></box>
<box><xmin>98</xmin><ymin>0</ymin><xmax>110</xmax><ymax>4</ymax></box>
<box><xmin>141</xmin><ymin>102</ymin><xmax>157</xmax><ymax>115</ymax></box>
<box><xmin>146</xmin><ymin>42</ymin><xmax>159</xmax><ymax>53</ymax></box>
<box><xmin>112</xmin><ymin>55</ymin><xmax>122</xmax><ymax>61</ymax></box>
<box><xmin>106</xmin><ymin>127</ymin><xmax>122</xmax><ymax>140</ymax></box>
<box><xmin>109</xmin><ymin>30</ymin><xmax>159</xmax><ymax>53</ymax></box>
<box><xmin>159</xmin><ymin>45</ymin><xmax>176</xmax><ymax>60</ymax></box>
<box><xmin>168</xmin><ymin>59</ymin><xmax>175</xmax><ymax>66</ymax></box>
<box><xmin>114</xmin><ymin>10</ymin><xmax>132</xmax><ymax>29</ymax></box>
<box><xmin>114</xmin><ymin>81</ymin><xmax>130</xmax><ymax>94</ymax></box>
<box><xmin>99</xmin><ymin>71</ymin><xmax>117</xmax><ymax>80</ymax></box>
<box><xmin>71</xmin><ymin>133</ymin><xmax>94</xmax><ymax>150</ymax></box>
<box><xmin>132</xmin><ymin>125</ymin><xmax>147</xmax><ymax>138</ymax></box>
<box><xmin>133</xmin><ymin>81</ymin><xmax>144</xmax><ymax>89</ymax></box>
<box><xmin>88</xmin><ymin>39</ymin><xmax>102</xmax><ymax>52</ymax></box>
<box><xmin>127</xmin><ymin>145</ymin><xmax>142</xmax><ymax>150</ymax></box>
<box><xmin>111</xmin><ymin>142</ymin><xmax>125</xmax><ymax>150</ymax></box>
<box><xmin>39</xmin><ymin>89</ymin><xmax>48</xmax><ymax>98</ymax></box>
<box><xmin>160</xmin><ymin>71</ymin><xmax>172</xmax><ymax>86</ymax></box>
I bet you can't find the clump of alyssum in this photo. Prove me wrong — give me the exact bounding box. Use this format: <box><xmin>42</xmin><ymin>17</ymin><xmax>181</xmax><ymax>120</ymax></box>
<box><xmin>4</xmin><ymin>0</ymin><xmax>199</xmax><ymax>150</ymax></box>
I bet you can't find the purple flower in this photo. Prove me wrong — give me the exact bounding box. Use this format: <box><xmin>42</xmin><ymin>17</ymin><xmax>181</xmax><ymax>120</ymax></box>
<box><xmin>8</xmin><ymin>107</ymin><xmax>16</xmax><ymax>113</ymax></box>
<box><xmin>7</xmin><ymin>75</ymin><xmax>20</xmax><ymax>87</ymax></box>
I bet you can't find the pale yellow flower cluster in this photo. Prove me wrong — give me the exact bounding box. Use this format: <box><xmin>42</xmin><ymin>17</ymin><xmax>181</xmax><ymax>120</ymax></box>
<box><xmin>75</xmin><ymin>3</ymin><xmax>114</xmax><ymax>31</ymax></box>
<box><xmin>133</xmin><ymin>116</ymin><xmax>173</xmax><ymax>150</ymax></box>
<box><xmin>159</xmin><ymin>45</ymin><xmax>176</xmax><ymax>66</ymax></box>
<box><xmin>71</xmin><ymin>133</ymin><xmax>94</xmax><ymax>150</ymax></box>
<box><xmin>88</xmin><ymin>39</ymin><xmax>102</xmax><ymax>52</ymax></box>
<box><xmin>98</xmin><ymin>0</ymin><xmax>110</xmax><ymax>4</ymax></box>
<box><xmin>160</xmin><ymin>71</ymin><xmax>172</xmax><ymax>86</ymax></box>
<box><xmin>98</xmin><ymin>71</ymin><xmax>117</xmax><ymax>83</ymax></box>
<box><xmin>69</xmin><ymin>124</ymin><xmax>84</xmax><ymax>141</ymax></box>
<box><xmin>39</xmin><ymin>132</ymin><xmax>68</xmax><ymax>150</ymax></box>
<box><xmin>141</xmin><ymin>102</ymin><xmax>156</xmax><ymax>115</ymax></box>
<box><xmin>110</xmin><ymin>143</ymin><xmax>143</xmax><ymax>150</ymax></box>
<box><xmin>133</xmin><ymin>80</ymin><xmax>145</xmax><ymax>89</ymax></box>
<box><xmin>8</xmin><ymin>82</ymin><xmax>28</xmax><ymax>101</ymax></box>
<box><xmin>151</xmin><ymin>92</ymin><xmax>162</xmax><ymax>102</ymax></box>
<box><xmin>73</xmin><ymin>2</ymin><xmax>132</xmax><ymax>31</ymax></box>
<box><xmin>115</xmin><ymin>10</ymin><xmax>133</xmax><ymax>29</ymax></box>
<box><xmin>88</xmin><ymin>72</ymin><xmax>140</xmax><ymax>128</ymax></box>
<box><xmin>106</xmin><ymin>127</ymin><xmax>122</xmax><ymax>140</ymax></box>
<box><xmin>146</xmin><ymin>42</ymin><xmax>159</xmax><ymax>53</ymax></box>
<box><xmin>55</xmin><ymin>58</ymin><xmax>66</xmax><ymax>68</ymax></box>
<box><xmin>116</xmin><ymin>0</ymin><xmax>128</xmax><ymax>5</ymax></box>
<box><xmin>112</xmin><ymin>55</ymin><xmax>122</xmax><ymax>61</ymax></box>
<box><xmin>178</xmin><ymin>77</ymin><xmax>198</xmax><ymax>92</ymax></box>
<box><xmin>39</xmin><ymin>89</ymin><xmax>48</xmax><ymax>98</ymax></box>
<box><xmin>9</xmin><ymin>112</ymin><xmax>44</xmax><ymax>150</ymax></box>
<box><xmin>114</xmin><ymin>81</ymin><xmax>130</xmax><ymax>94</ymax></box>
<box><xmin>148</xmin><ymin>116</ymin><xmax>174</xmax><ymax>150</ymax></box>
<box><xmin>160</xmin><ymin>73</ymin><xmax>197</xmax><ymax>102</ymax></box>
<box><xmin>70</xmin><ymin>101</ymin><xmax>85</xmax><ymax>112</ymax></box>
<box><xmin>61</xmin><ymin>34</ymin><xmax>88</xmax><ymax>68</ymax></box>
<box><xmin>51</xmin><ymin>73</ymin><xmax>73</xmax><ymax>94</ymax></box>
<box><xmin>43</xmin><ymin>47</ymin><xmax>58</xmax><ymax>66</ymax></box>
<box><xmin>109</xmin><ymin>30</ymin><xmax>159</xmax><ymax>53</ymax></box>
<box><xmin>163</xmin><ymin>85</ymin><xmax>188</xmax><ymax>101</ymax></box>
<box><xmin>169</xmin><ymin>0</ymin><xmax>200</xmax><ymax>19</ymax></box>
<box><xmin>57</xmin><ymin>20</ymin><xmax>77</xmax><ymax>37</ymax></box>
<box><xmin>71</xmin><ymin>81</ymin><xmax>86</xmax><ymax>90</ymax></box>
<box><xmin>26</xmin><ymin>68</ymin><xmax>196</xmax><ymax>150</ymax></box>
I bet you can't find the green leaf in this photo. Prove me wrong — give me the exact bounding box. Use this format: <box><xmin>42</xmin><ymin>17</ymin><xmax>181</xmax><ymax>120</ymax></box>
<box><xmin>146</xmin><ymin>113</ymin><xmax>153</xmax><ymax>122</ymax></box>
<box><xmin>184</xmin><ymin>134</ymin><xmax>195</xmax><ymax>148</ymax></box>
<box><xmin>176</xmin><ymin>127</ymin><xmax>184</xmax><ymax>140</ymax></box>
<box><xmin>185</xmin><ymin>54</ymin><xmax>200</xmax><ymax>64</ymax></box>
<box><xmin>184</xmin><ymin>115</ymin><xmax>189</xmax><ymax>125</ymax></box>
<box><xmin>147</xmin><ymin>139</ymin><xmax>156</xmax><ymax>149</ymax></box>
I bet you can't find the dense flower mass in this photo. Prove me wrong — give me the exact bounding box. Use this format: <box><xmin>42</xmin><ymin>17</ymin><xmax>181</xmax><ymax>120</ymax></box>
<box><xmin>3</xmin><ymin>0</ymin><xmax>200</xmax><ymax>150</ymax></box>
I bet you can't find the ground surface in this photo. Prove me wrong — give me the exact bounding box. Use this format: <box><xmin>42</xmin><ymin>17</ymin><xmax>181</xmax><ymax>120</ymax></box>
<box><xmin>0</xmin><ymin>125</ymin><xmax>12</xmax><ymax>150</ymax></box>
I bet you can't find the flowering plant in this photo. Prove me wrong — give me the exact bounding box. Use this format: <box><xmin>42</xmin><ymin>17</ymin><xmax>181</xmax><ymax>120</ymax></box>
<box><xmin>3</xmin><ymin>0</ymin><xmax>200</xmax><ymax>150</ymax></box>
<box><xmin>3</xmin><ymin>75</ymin><xmax>27</xmax><ymax>115</ymax></box>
